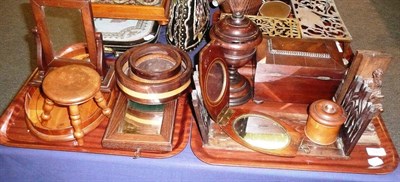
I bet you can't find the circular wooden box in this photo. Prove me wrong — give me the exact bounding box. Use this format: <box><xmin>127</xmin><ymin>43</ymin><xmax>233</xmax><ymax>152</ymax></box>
<box><xmin>305</xmin><ymin>99</ymin><xmax>346</xmax><ymax>145</ymax></box>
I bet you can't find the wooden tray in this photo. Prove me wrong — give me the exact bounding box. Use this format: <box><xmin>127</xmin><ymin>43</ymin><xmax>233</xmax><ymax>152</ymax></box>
<box><xmin>0</xmin><ymin>71</ymin><xmax>192</xmax><ymax>159</ymax></box>
<box><xmin>190</xmin><ymin>111</ymin><xmax>399</xmax><ymax>174</ymax></box>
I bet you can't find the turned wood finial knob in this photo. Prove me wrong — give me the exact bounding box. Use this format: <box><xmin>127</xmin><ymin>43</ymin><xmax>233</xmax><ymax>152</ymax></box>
<box><xmin>210</xmin><ymin>15</ymin><xmax>262</xmax><ymax>51</ymax></box>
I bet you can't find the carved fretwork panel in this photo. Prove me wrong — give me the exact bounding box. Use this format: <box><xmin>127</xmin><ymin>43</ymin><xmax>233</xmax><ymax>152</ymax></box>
<box><xmin>291</xmin><ymin>0</ymin><xmax>352</xmax><ymax>41</ymax></box>
<box><xmin>340</xmin><ymin>70</ymin><xmax>384</xmax><ymax>156</ymax></box>
<box><xmin>220</xmin><ymin>13</ymin><xmax>301</xmax><ymax>39</ymax></box>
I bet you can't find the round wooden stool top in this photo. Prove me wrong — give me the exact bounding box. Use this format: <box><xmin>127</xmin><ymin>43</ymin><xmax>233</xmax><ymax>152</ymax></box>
<box><xmin>42</xmin><ymin>65</ymin><xmax>101</xmax><ymax>105</ymax></box>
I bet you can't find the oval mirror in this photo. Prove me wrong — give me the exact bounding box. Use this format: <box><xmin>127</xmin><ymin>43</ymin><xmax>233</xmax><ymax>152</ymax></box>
<box><xmin>233</xmin><ymin>114</ymin><xmax>290</xmax><ymax>150</ymax></box>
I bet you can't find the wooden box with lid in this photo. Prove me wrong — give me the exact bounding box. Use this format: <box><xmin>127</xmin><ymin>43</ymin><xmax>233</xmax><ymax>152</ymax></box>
<box><xmin>251</xmin><ymin>37</ymin><xmax>351</xmax><ymax>104</ymax></box>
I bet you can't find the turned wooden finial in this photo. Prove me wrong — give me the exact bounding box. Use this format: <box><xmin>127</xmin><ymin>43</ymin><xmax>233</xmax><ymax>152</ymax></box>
<box><xmin>209</xmin><ymin>12</ymin><xmax>262</xmax><ymax>106</ymax></box>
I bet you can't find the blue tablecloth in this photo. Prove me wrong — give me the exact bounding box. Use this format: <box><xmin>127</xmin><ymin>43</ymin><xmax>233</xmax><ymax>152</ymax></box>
<box><xmin>1</xmin><ymin>143</ymin><xmax>399</xmax><ymax>181</ymax></box>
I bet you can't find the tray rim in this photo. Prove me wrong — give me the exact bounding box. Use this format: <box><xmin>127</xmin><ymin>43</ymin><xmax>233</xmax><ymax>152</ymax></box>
<box><xmin>0</xmin><ymin>69</ymin><xmax>192</xmax><ymax>159</ymax></box>
<box><xmin>190</xmin><ymin>114</ymin><xmax>399</xmax><ymax>174</ymax></box>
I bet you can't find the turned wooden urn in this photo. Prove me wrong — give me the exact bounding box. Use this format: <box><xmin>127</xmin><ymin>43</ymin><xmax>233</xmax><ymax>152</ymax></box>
<box><xmin>305</xmin><ymin>99</ymin><xmax>346</xmax><ymax>145</ymax></box>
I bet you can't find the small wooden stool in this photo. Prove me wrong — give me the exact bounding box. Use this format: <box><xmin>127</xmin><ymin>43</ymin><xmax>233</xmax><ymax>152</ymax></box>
<box><xmin>40</xmin><ymin>65</ymin><xmax>111</xmax><ymax>146</ymax></box>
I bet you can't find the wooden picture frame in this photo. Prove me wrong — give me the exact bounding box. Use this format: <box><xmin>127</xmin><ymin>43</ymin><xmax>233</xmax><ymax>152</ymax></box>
<box><xmin>91</xmin><ymin>0</ymin><xmax>171</xmax><ymax>25</ymax></box>
<box><xmin>102</xmin><ymin>93</ymin><xmax>177</xmax><ymax>152</ymax></box>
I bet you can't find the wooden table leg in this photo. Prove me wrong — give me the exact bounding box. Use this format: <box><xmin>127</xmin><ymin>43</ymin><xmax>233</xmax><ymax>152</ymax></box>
<box><xmin>94</xmin><ymin>91</ymin><xmax>111</xmax><ymax>117</ymax></box>
<box><xmin>68</xmin><ymin>105</ymin><xmax>84</xmax><ymax>146</ymax></box>
<box><xmin>40</xmin><ymin>98</ymin><xmax>54</xmax><ymax>126</ymax></box>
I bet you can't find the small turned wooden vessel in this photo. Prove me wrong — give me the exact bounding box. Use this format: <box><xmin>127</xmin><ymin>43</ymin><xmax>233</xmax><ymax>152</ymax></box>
<box><xmin>115</xmin><ymin>44</ymin><xmax>192</xmax><ymax>105</ymax></box>
<box><xmin>305</xmin><ymin>99</ymin><xmax>346</xmax><ymax>145</ymax></box>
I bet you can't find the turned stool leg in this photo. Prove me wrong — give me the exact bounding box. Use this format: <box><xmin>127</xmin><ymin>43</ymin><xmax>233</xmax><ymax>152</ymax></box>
<box><xmin>41</xmin><ymin>98</ymin><xmax>54</xmax><ymax>126</ymax></box>
<box><xmin>68</xmin><ymin>105</ymin><xmax>84</xmax><ymax>146</ymax></box>
<box><xmin>94</xmin><ymin>91</ymin><xmax>111</xmax><ymax>117</ymax></box>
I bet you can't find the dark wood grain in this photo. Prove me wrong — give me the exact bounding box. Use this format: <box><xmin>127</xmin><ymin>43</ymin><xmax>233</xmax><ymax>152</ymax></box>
<box><xmin>335</xmin><ymin>50</ymin><xmax>391</xmax><ymax>104</ymax></box>
<box><xmin>251</xmin><ymin>37</ymin><xmax>348</xmax><ymax>104</ymax></box>
<box><xmin>115</xmin><ymin>44</ymin><xmax>192</xmax><ymax>105</ymax></box>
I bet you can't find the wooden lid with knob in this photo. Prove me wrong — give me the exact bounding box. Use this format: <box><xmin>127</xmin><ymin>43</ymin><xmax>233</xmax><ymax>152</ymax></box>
<box><xmin>308</xmin><ymin>99</ymin><xmax>346</xmax><ymax>126</ymax></box>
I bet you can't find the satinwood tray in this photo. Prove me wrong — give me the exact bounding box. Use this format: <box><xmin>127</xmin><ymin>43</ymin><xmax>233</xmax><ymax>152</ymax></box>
<box><xmin>190</xmin><ymin>101</ymin><xmax>399</xmax><ymax>174</ymax></box>
<box><xmin>0</xmin><ymin>70</ymin><xmax>192</xmax><ymax>158</ymax></box>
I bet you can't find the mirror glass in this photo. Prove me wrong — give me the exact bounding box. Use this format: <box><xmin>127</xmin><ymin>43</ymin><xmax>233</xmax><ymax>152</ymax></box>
<box><xmin>117</xmin><ymin>100</ymin><xmax>164</xmax><ymax>135</ymax></box>
<box><xmin>233</xmin><ymin>115</ymin><xmax>290</xmax><ymax>150</ymax></box>
<box><xmin>206</xmin><ymin>60</ymin><xmax>226</xmax><ymax>102</ymax></box>
<box><xmin>44</xmin><ymin>6</ymin><xmax>86</xmax><ymax>60</ymax></box>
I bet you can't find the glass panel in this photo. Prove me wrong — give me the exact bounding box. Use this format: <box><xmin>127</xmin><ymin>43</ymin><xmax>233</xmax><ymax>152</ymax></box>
<box><xmin>117</xmin><ymin>100</ymin><xmax>164</xmax><ymax>135</ymax></box>
<box><xmin>44</xmin><ymin>6</ymin><xmax>86</xmax><ymax>59</ymax></box>
<box><xmin>233</xmin><ymin>115</ymin><xmax>290</xmax><ymax>150</ymax></box>
<box><xmin>206</xmin><ymin>60</ymin><xmax>226</xmax><ymax>102</ymax></box>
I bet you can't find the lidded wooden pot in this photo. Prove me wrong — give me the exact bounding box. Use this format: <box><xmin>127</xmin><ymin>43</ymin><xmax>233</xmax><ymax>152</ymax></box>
<box><xmin>115</xmin><ymin>44</ymin><xmax>192</xmax><ymax>105</ymax></box>
<box><xmin>305</xmin><ymin>99</ymin><xmax>346</xmax><ymax>145</ymax></box>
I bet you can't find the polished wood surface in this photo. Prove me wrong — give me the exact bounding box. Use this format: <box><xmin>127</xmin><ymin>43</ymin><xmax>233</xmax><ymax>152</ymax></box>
<box><xmin>190</xmin><ymin>100</ymin><xmax>399</xmax><ymax>174</ymax></box>
<box><xmin>29</xmin><ymin>0</ymin><xmax>116</xmax><ymax>92</ymax></box>
<box><xmin>209</xmin><ymin>12</ymin><xmax>262</xmax><ymax>106</ymax></box>
<box><xmin>305</xmin><ymin>99</ymin><xmax>346</xmax><ymax>145</ymax></box>
<box><xmin>39</xmin><ymin>65</ymin><xmax>111</xmax><ymax>146</ymax></box>
<box><xmin>199</xmin><ymin>43</ymin><xmax>230</xmax><ymax>122</ymax></box>
<box><xmin>252</xmin><ymin>37</ymin><xmax>349</xmax><ymax>104</ymax></box>
<box><xmin>42</xmin><ymin>65</ymin><xmax>102</xmax><ymax>105</ymax></box>
<box><xmin>102</xmin><ymin>93</ymin><xmax>178</xmax><ymax>152</ymax></box>
<box><xmin>0</xmin><ymin>70</ymin><xmax>192</xmax><ymax>158</ymax></box>
<box><xmin>26</xmin><ymin>87</ymin><xmax>110</xmax><ymax>136</ymax></box>
<box><xmin>129</xmin><ymin>45</ymin><xmax>182</xmax><ymax>80</ymax></box>
<box><xmin>91</xmin><ymin>0</ymin><xmax>171</xmax><ymax>25</ymax></box>
<box><xmin>25</xmin><ymin>85</ymin><xmax>114</xmax><ymax>146</ymax></box>
<box><xmin>115</xmin><ymin>44</ymin><xmax>192</xmax><ymax>105</ymax></box>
